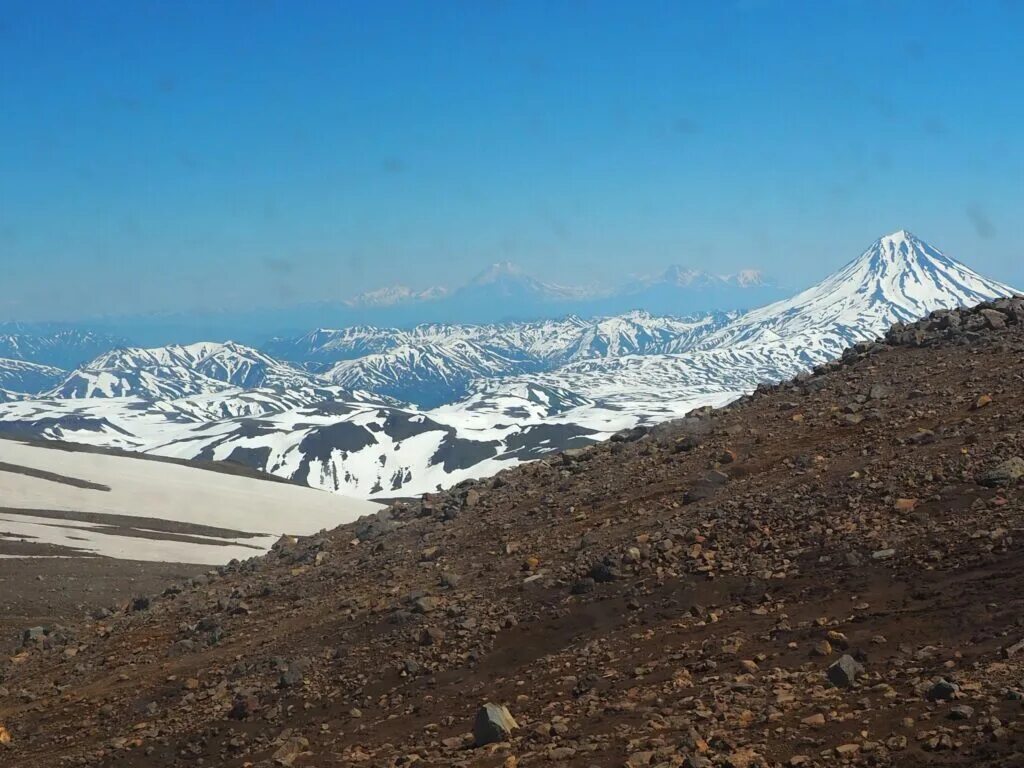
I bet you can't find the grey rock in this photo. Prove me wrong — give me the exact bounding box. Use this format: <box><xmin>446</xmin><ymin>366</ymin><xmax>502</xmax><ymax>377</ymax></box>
<box><xmin>868</xmin><ymin>383</ymin><xmax>893</xmax><ymax>400</ymax></box>
<box><xmin>827</xmin><ymin>654</ymin><xmax>864</xmax><ymax>688</ymax></box>
<box><xmin>473</xmin><ymin>702</ymin><xmax>518</xmax><ymax>746</ymax></box>
<box><xmin>22</xmin><ymin>626</ymin><xmax>46</xmax><ymax>646</ymax></box>
<box><xmin>412</xmin><ymin>595</ymin><xmax>439</xmax><ymax>613</ymax></box>
<box><xmin>979</xmin><ymin>309</ymin><xmax>1007</xmax><ymax>329</ymax></box>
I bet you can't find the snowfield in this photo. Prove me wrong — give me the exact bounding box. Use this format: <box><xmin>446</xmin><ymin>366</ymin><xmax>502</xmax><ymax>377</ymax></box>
<box><xmin>0</xmin><ymin>439</ymin><xmax>380</xmax><ymax>564</ymax></box>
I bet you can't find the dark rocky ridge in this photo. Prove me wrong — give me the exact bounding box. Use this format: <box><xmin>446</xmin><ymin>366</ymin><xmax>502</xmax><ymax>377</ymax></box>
<box><xmin>1</xmin><ymin>299</ymin><xmax>1024</xmax><ymax>766</ymax></box>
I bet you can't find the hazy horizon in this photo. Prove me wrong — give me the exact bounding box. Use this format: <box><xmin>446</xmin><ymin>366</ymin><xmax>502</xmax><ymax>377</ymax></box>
<box><xmin>2</xmin><ymin>2</ymin><xmax>1023</xmax><ymax>322</ymax></box>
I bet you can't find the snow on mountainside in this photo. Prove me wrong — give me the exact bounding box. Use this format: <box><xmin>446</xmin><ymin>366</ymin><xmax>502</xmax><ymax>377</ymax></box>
<box><xmin>273</xmin><ymin>312</ymin><xmax>736</xmax><ymax>407</ymax></box>
<box><xmin>325</xmin><ymin>339</ymin><xmax>535</xmax><ymax>408</ymax></box>
<box><xmin>0</xmin><ymin>390</ymin><xmax>608</xmax><ymax>499</ymax></box>
<box><xmin>566</xmin><ymin>311</ymin><xmax>736</xmax><ymax>358</ymax></box>
<box><xmin>264</xmin><ymin>326</ymin><xmax>403</xmax><ymax>365</ymax></box>
<box><xmin>520</xmin><ymin>231</ymin><xmax>1018</xmax><ymax>410</ymax></box>
<box><xmin>701</xmin><ymin>230</ymin><xmax>1016</xmax><ymax>353</ymax></box>
<box><xmin>49</xmin><ymin>342</ymin><xmax>321</xmax><ymax>399</ymax></box>
<box><xmin>0</xmin><ymin>388</ymin><xmax>24</xmax><ymax>403</ymax></box>
<box><xmin>0</xmin><ymin>357</ymin><xmax>66</xmax><ymax>394</ymax></box>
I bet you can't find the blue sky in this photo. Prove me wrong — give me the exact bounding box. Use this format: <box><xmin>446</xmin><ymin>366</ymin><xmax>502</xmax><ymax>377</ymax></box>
<box><xmin>1</xmin><ymin>0</ymin><xmax>1022</xmax><ymax>320</ymax></box>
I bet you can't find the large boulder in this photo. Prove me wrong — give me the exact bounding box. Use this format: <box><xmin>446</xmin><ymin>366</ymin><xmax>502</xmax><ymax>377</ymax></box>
<box><xmin>977</xmin><ymin>457</ymin><xmax>1024</xmax><ymax>487</ymax></box>
<box><xmin>473</xmin><ymin>702</ymin><xmax>518</xmax><ymax>746</ymax></box>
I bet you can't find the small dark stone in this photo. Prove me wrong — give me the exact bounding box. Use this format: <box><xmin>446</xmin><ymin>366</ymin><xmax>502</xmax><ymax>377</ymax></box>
<box><xmin>826</xmin><ymin>654</ymin><xmax>864</xmax><ymax>688</ymax></box>
<box><xmin>571</xmin><ymin>578</ymin><xmax>596</xmax><ymax>594</ymax></box>
<box><xmin>926</xmin><ymin>679</ymin><xmax>960</xmax><ymax>701</ymax></box>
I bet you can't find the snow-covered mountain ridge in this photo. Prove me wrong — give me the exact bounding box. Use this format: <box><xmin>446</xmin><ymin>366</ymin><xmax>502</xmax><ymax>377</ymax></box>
<box><xmin>0</xmin><ymin>231</ymin><xmax>1017</xmax><ymax>499</ymax></box>
<box><xmin>269</xmin><ymin>311</ymin><xmax>737</xmax><ymax>406</ymax></box>
<box><xmin>48</xmin><ymin>341</ymin><xmax>322</xmax><ymax>400</ymax></box>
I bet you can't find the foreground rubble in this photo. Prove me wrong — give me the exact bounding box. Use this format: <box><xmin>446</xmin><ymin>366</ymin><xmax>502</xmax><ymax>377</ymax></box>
<box><xmin>2</xmin><ymin>298</ymin><xmax>1024</xmax><ymax>767</ymax></box>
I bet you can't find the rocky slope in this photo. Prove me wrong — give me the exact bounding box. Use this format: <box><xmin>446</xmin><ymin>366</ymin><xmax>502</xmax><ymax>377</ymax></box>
<box><xmin>1</xmin><ymin>298</ymin><xmax>1023</xmax><ymax>766</ymax></box>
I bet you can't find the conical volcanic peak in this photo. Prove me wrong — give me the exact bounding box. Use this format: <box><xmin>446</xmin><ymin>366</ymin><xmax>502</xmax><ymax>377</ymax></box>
<box><xmin>702</xmin><ymin>231</ymin><xmax>1017</xmax><ymax>351</ymax></box>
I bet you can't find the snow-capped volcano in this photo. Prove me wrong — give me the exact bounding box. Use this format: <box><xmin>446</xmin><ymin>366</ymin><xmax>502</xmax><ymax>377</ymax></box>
<box><xmin>702</xmin><ymin>230</ymin><xmax>1017</xmax><ymax>352</ymax></box>
<box><xmin>515</xmin><ymin>231</ymin><xmax>1018</xmax><ymax>417</ymax></box>
<box><xmin>461</xmin><ymin>261</ymin><xmax>595</xmax><ymax>300</ymax></box>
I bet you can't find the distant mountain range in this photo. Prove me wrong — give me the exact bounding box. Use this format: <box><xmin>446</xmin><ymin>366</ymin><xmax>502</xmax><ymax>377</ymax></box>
<box><xmin>30</xmin><ymin>260</ymin><xmax>779</xmax><ymax>346</ymax></box>
<box><xmin>49</xmin><ymin>342</ymin><xmax>317</xmax><ymax>400</ymax></box>
<box><xmin>334</xmin><ymin>261</ymin><xmax>781</xmax><ymax>328</ymax></box>
<box><xmin>267</xmin><ymin>311</ymin><xmax>737</xmax><ymax>407</ymax></box>
<box><xmin>0</xmin><ymin>326</ymin><xmax>129</xmax><ymax>368</ymax></box>
<box><xmin>0</xmin><ymin>231</ymin><xmax>1017</xmax><ymax>499</ymax></box>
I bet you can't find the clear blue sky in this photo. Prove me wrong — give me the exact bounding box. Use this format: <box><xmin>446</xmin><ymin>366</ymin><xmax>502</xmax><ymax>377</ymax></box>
<box><xmin>1</xmin><ymin>0</ymin><xmax>1022</xmax><ymax>320</ymax></box>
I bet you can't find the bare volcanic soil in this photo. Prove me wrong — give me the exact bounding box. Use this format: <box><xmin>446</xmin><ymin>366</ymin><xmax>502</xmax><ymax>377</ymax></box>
<box><xmin>2</xmin><ymin>299</ymin><xmax>1024</xmax><ymax>767</ymax></box>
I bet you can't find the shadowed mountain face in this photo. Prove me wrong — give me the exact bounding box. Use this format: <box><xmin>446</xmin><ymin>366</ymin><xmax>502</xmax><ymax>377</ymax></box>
<box><xmin>0</xmin><ymin>327</ymin><xmax>128</xmax><ymax>369</ymax></box>
<box><xmin>0</xmin><ymin>358</ymin><xmax>65</xmax><ymax>395</ymax></box>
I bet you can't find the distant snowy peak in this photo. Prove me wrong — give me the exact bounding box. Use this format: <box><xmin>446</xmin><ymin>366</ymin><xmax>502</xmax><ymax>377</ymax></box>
<box><xmin>732</xmin><ymin>269</ymin><xmax>767</xmax><ymax>287</ymax></box>
<box><xmin>49</xmin><ymin>341</ymin><xmax>320</xmax><ymax>399</ymax></box>
<box><xmin>703</xmin><ymin>230</ymin><xmax>1018</xmax><ymax>351</ymax></box>
<box><xmin>651</xmin><ymin>266</ymin><xmax>768</xmax><ymax>289</ymax></box>
<box><xmin>344</xmin><ymin>285</ymin><xmax>450</xmax><ymax>308</ymax></box>
<box><xmin>464</xmin><ymin>261</ymin><xmax>595</xmax><ymax>299</ymax></box>
<box><xmin>265</xmin><ymin>326</ymin><xmax>403</xmax><ymax>364</ymax></box>
<box><xmin>611</xmin><ymin>265</ymin><xmax>784</xmax><ymax>316</ymax></box>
